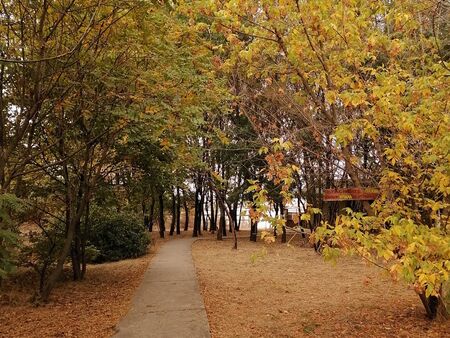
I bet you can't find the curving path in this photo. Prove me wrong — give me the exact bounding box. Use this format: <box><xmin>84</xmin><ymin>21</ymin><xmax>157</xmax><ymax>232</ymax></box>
<box><xmin>114</xmin><ymin>238</ymin><xmax>210</xmax><ymax>338</ymax></box>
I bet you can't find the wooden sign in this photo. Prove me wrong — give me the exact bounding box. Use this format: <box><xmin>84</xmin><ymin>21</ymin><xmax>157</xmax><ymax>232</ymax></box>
<box><xmin>323</xmin><ymin>188</ymin><xmax>379</xmax><ymax>201</ymax></box>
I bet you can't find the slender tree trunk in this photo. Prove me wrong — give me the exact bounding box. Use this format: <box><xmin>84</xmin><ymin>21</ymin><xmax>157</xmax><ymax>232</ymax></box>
<box><xmin>193</xmin><ymin>184</ymin><xmax>201</xmax><ymax>237</ymax></box>
<box><xmin>281</xmin><ymin>202</ymin><xmax>287</xmax><ymax>243</ymax></box>
<box><xmin>39</xmin><ymin>100</ymin><xmax>93</xmax><ymax>300</ymax></box>
<box><xmin>210</xmin><ymin>189</ymin><xmax>216</xmax><ymax>232</ymax></box>
<box><xmin>215</xmin><ymin>187</ymin><xmax>237</xmax><ymax>249</ymax></box>
<box><xmin>176</xmin><ymin>187</ymin><xmax>181</xmax><ymax>235</ymax></box>
<box><xmin>231</xmin><ymin>200</ymin><xmax>239</xmax><ymax>231</ymax></box>
<box><xmin>296</xmin><ymin>184</ymin><xmax>306</xmax><ymax>238</ymax></box>
<box><xmin>202</xmin><ymin>198</ymin><xmax>208</xmax><ymax>231</ymax></box>
<box><xmin>214</xmin><ymin>196</ymin><xmax>219</xmax><ymax>231</ymax></box>
<box><xmin>237</xmin><ymin>200</ymin><xmax>243</xmax><ymax>231</ymax></box>
<box><xmin>221</xmin><ymin>205</ymin><xmax>227</xmax><ymax>237</ymax></box>
<box><xmin>41</xmin><ymin>221</ymin><xmax>76</xmax><ymax>300</ymax></box>
<box><xmin>149</xmin><ymin>197</ymin><xmax>155</xmax><ymax>232</ymax></box>
<box><xmin>217</xmin><ymin>207</ymin><xmax>224</xmax><ymax>241</ymax></box>
<box><xmin>72</xmin><ymin>173</ymin><xmax>88</xmax><ymax>281</ymax></box>
<box><xmin>159</xmin><ymin>192</ymin><xmax>165</xmax><ymax>239</ymax></box>
<box><xmin>199</xmin><ymin>186</ymin><xmax>204</xmax><ymax>235</ymax></box>
<box><xmin>169</xmin><ymin>189</ymin><xmax>175</xmax><ymax>236</ymax></box>
<box><xmin>81</xmin><ymin>201</ymin><xmax>90</xmax><ymax>278</ymax></box>
<box><xmin>71</xmin><ymin>219</ymin><xmax>82</xmax><ymax>281</ymax></box>
<box><xmin>250</xmin><ymin>219</ymin><xmax>258</xmax><ymax>242</ymax></box>
<box><xmin>184</xmin><ymin>195</ymin><xmax>189</xmax><ymax>231</ymax></box>
<box><xmin>40</xmin><ymin>186</ymin><xmax>90</xmax><ymax>301</ymax></box>
<box><xmin>71</xmin><ymin>241</ymin><xmax>81</xmax><ymax>281</ymax></box>
<box><xmin>274</xmin><ymin>203</ymin><xmax>279</xmax><ymax>237</ymax></box>
<box><xmin>142</xmin><ymin>199</ymin><xmax>148</xmax><ymax>229</ymax></box>
<box><xmin>0</xmin><ymin>61</ymin><xmax>5</xmax><ymax>189</ymax></box>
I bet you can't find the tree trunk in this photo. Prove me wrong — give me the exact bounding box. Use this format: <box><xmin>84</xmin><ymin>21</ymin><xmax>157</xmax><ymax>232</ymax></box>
<box><xmin>142</xmin><ymin>199</ymin><xmax>148</xmax><ymax>229</ymax></box>
<box><xmin>71</xmin><ymin>220</ymin><xmax>82</xmax><ymax>281</ymax></box>
<box><xmin>159</xmin><ymin>192</ymin><xmax>165</xmax><ymax>239</ymax></box>
<box><xmin>274</xmin><ymin>203</ymin><xmax>279</xmax><ymax>237</ymax></box>
<box><xmin>176</xmin><ymin>187</ymin><xmax>181</xmax><ymax>235</ymax></box>
<box><xmin>193</xmin><ymin>185</ymin><xmax>201</xmax><ymax>237</ymax></box>
<box><xmin>215</xmin><ymin>188</ymin><xmax>237</xmax><ymax>249</ymax></box>
<box><xmin>81</xmin><ymin>201</ymin><xmax>90</xmax><ymax>279</ymax></box>
<box><xmin>210</xmin><ymin>189</ymin><xmax>216</xmax><ymax>233</ymax></box>
<box><xmin>40</xmin><ymin>221</ymin><xmax>75</xmax><ymax>301</ymax></box>
<box><xmin>71</xmin><ymin>174</ymin><xmax>87</xmax><ymax>281</ymax></box>
<box><xmin>214</xmin><ymin>198</ymin><xmax>219</xmax><ymax>230</ymax></box>
<box><xmin>184</xmin><ymin>195</ymin><xmax>189</xmax><ymax>231</ymax></box>
<box><xmin>169</xmin><ymin>189</ymin><xmax>175</xmax><ymax>236</ymax></box>
<box><xmin>296</xmin><ymin>191</ymin><xmax>306</xmax><ymax>238</ymax></box>
<box><xmin>237</xmin><ymin>200</ymin><xmax>243</xmax><ymax>231</ymax></box>
<box><xmin>149</xmin><ymin>197</ymin><xmax>155</xmax><ymax>232</ymax></box>
<box><xmin>199</xmin><ymin>186</ymin><xmax>204</xmax><ymax>235</ymax></box>
<box><xmin>231</xmin><ymin>199</ymin><xmax>240</xmax><ymax>231</ymax></box>
<box><xmin>217</xmin><ymin>207</ymin><xmax>224</xmax><ymax>241</ymax></box>
<box><xmin>71</xmin><ymin>244</ymin><xmax>81</xmax><ymax>281</ymax></box>
<box><xmin>419</xmin><ymin>292</ymin><xmax>449</xmax><ymax>320</ymax></box>
<box><xmin>250</xmin><ymin>219</ymin><xmax>258</xmax><ymax>242</ymax></box>
<box><xmin>281</xmin><ymin>202</ymin><xmax>287</xmax><ymax>243</ymax></box>
<box><xmin>40</xmin><ymin>185</ymin><xmax>90</xmax><ymax>301</ymax></box>
<box><xmin>202</xmin><ymin>198</ymin><xmax>208</xmax><ymax>231</ymax></box>
<box><xmin>0</xmin><ymin>62</ymin><xmax>5</xmax><ymax>189</ymax></box>
<box><xmin>221</xmin><ymin>205</ymin><xmax>227</xmax><ymax>237</ymax></box>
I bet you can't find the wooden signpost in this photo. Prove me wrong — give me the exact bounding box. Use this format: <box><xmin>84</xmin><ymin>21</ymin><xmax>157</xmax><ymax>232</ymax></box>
<box><xmin>323</xmin><ymin>188</ymin><xmax>379</xmax><ymax>201</ymax></box>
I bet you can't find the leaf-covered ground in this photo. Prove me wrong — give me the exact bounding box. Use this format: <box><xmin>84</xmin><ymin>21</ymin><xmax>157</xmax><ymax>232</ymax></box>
<box><xmin>193</xmin><ymin>235</ymin><xmax>450</xmax><ymax>338</ymax></box>
<box><xmin>0</xmin><ymin>241</ymin><xmax>161</xmax><ymax>338</ymax></box>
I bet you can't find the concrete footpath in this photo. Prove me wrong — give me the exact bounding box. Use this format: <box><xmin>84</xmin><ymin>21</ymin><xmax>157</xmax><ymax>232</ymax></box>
<box><xmin>114</xmin><ymin>238</ymin><xmax>211</xmax><ymax>338</ymax></box>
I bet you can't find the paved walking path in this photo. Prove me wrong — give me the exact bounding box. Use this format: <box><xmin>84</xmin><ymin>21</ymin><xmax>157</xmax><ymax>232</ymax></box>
<box><xmin>114</xmin><ymin>238</ymin><xmax>211</xmax><ymax>338</ymax></box>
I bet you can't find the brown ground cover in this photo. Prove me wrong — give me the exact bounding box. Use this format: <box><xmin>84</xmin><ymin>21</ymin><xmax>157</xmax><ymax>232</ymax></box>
<box><xmin>0</xmin><ymin>238</ymin><xmax>163</xmax><ymax>338</ymax></box>
<box><xmin>192</xmin><ymin>235</ymin><xmax>450</xmax><ymax>338</ymax></box>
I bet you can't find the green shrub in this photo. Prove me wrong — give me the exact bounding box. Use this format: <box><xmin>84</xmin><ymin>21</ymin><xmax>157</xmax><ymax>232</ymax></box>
<box><xmin>84</xmin><ymin>244</ymin><xmax>101</xmax><ymax>263</ymax></box>
<box><xmin>89</xmin><ymin>210</ymin><xmax>150</xmax><ymax>263</ymax></box>
<box><xmin>0</xmin><ymin>194</ymin><xmax>23</xmax><ymax>280</ymax></box>
<box><xmin>20</xmin><ymin>224</ymin><xmax>65</xmax><ymax>285</ymax></box>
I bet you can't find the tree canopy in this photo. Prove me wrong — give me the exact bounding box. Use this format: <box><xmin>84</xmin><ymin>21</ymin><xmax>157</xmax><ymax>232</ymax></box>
<box><xmin>1</xmin><ymin>0</ymin><xmax>449</xmax><ymax>320</ymax></box>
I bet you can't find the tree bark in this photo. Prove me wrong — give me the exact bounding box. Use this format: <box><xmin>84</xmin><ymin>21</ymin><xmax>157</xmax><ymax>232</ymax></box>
<box><xmin>210</xmin><ymin>189</ymin><xmax>216</xmax><ymax>232</ymax></box>
<box><xmin>176</xmin><ymin>187</ymin><xmax>181</xmax><ymax>235</ymax></box>
<box><xmin>81</xmin><ymin>200</ymin><xmax>90</xmax><ymax>278</ymax></box>
<box><xmin>419</xmin><ymin>292</ymin><xmax>449</xmax><ymax>320</ymax></box>
<box><xmin>193</xmin><ymin>181</ymin><xmax>202</xmax><ymax>237</ymax></box>
<box><xmin>158</xmin><ymin>192</ymin><xmax>165</xmax><ymax>239</ymax></box>
<box><xmin>169</xmin><ymin>189</ymin><xmax>175</xmax><ymax>236</ymax></box>
<box><xmin>250</xmin><ymin>219</ymin><xmax>258</xmax><ymax>242</ymax></box>
<box><xmin>149</xmin><ymin>196</ymin><xmax>155</xmax><ymax>232</ymax></box>
<box><xmin>183</xmin><ymin>194</ymin><xmax>189</xmax><ymax>231</ymax></box>
<box><xmin>217</xmin><ymin>209</ymin><xmax>224</xmax><ymax>241</ymax></box>
<box><xmin>281</xmin><ymin>202</ymin><xmax>287</xmax><ymax>243</ymax></box>
<box><xmin>202</xmin><ymin>197</ymin><xmax>208</xmax><ymax>231</ymax></box>
<box><xmin>142</xmin><ymin>198</ymin><xmax>148</xmax><ymax>229</ymax></box>
<box><xmin>217</xmin><ymin>191</ymin><xmax>237</xmax><ymax>249</ymax></box>
<box><xmin>236</xmin><ymin>200</ymin><xmax>243</xmax><ymax>231</ymax></box>
<box><xmin>40</xmin><ymin>183</ymin><xmax>90</xmax><ymax>301</ymax></box>
<box><xmin>274</xmin><ymin>203</ymin><xmax>279</xmax><ymax>237</ymax></box>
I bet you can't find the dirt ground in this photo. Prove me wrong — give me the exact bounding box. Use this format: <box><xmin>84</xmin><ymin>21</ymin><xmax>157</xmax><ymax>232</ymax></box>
<box><xmin>192</xmin><ymin>234</ymin><xmax>450</xmax><ymax>338</ymax></box>
<box><xmin>0</xmin><ymin>238</ymin><xmax>165</xmax><ymax>338</ymax></box>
